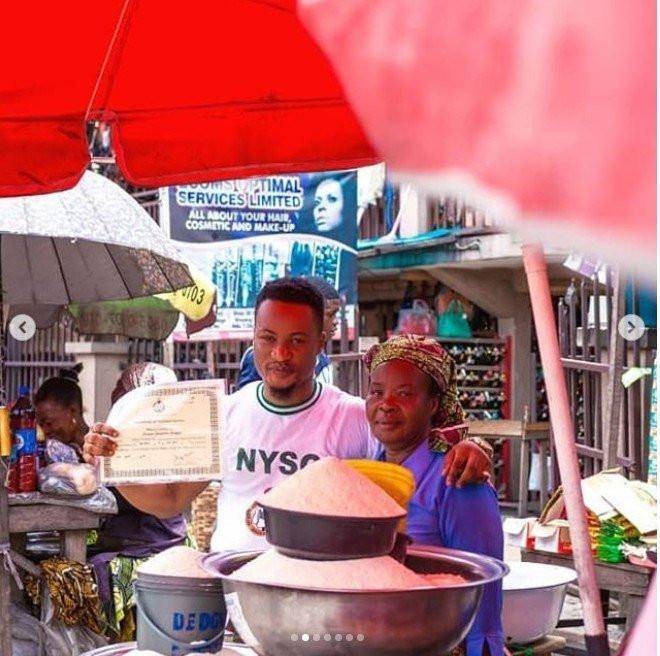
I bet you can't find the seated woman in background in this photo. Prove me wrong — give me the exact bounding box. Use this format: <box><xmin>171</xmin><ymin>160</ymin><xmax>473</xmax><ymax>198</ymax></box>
<box><xmin>35</xmin><ymin>363</ymin><xmax>190</xmax><ymax>640</ymax></box>
<box><xmin>34</xmin><ymin>363</ymin><xmax>88</xmax><ymax>459</ymax></box>
<box><xmin>363</xmin><ymin>335</ymin><xmax>504</xmax><ymax>656</ymax></box>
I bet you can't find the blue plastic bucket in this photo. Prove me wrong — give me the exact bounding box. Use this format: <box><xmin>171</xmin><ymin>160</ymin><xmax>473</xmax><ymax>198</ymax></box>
<box><xmin>135</xmin><ymin>571</ymin><xmax>226</xmax><ymax>655</ymax></box>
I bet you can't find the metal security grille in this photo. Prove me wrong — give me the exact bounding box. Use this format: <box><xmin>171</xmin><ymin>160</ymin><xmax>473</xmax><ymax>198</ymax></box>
<box><xmin>557</xmin><ymin>269</ymin><xmax>655</xmax><ymax>481</ymax></box>
<box><xmin>4</xmin><ymin>319</ymin><xmax>80</xmax><ymax>399</ymax></box>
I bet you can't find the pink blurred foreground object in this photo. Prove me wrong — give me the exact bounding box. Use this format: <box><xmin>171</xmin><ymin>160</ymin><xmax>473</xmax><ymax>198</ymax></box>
<box><xmin>619</xmin><ymin>577</ymin><xmax>656</xmax><ymax>655</ymax></box>
<box><xmin>299</xmin><ymin>0</ymin><xmax>656</xmax><ymax>278</ymax></box>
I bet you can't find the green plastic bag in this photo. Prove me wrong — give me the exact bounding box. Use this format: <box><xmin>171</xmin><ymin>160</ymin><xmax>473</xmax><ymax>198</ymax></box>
<box><xmin>437</xmin><ymin>300</ymin><xmax>473</xmax><ymax>338</ymax></box>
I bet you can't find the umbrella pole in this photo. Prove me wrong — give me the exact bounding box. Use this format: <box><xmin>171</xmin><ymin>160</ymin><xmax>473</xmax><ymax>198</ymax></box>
<box><xmin>522</xmin><ymin>244</ymin><xmax>609</xmax><ymax>656</ymax></box>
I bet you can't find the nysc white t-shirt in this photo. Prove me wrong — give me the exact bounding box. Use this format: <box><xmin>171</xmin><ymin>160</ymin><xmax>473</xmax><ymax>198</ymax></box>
<box><xmin>210</xmin><ymin>381</ymin><xmax>376</xmax><ymax>552</ymax></box>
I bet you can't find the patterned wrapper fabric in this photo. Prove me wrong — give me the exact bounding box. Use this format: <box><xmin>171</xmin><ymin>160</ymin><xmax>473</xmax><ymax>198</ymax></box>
<box><xmin>24</xmin><ymin>556</ymin><xmax>106</xmax><ymax>635</ymax></box>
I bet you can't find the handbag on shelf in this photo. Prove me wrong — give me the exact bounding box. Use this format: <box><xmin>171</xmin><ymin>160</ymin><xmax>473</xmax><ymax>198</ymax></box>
<box><xmin>396</xmin><ymin>299</ymin><xmax>437</xmax><ymax>336</ymax></box>
<box><xmin>437</xmin><ymin>300</ymin><xmax>473</xmax><ymax>339</ymax></box>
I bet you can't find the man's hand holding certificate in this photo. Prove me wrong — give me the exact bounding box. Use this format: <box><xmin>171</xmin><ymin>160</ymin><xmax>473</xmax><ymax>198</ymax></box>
<box><xmin>100</xmin><ymin>380</ymin><xmax>224</xmax><ymax>485</ymax></box>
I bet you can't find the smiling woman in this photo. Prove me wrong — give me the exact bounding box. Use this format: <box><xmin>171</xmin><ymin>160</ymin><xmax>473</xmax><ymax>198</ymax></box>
<box><xmin>366</xmin><ymin>360</ymin><xmax>440</xmax><ymax>462</ymax></box>
<box><xmin>35</xmin><ymin>365</ymin><xmax>87</xmax><ymax>455</ymax></box>
<box><xmin>363</xmin><ymin>335</ymin><xmax>504</xmax><ymax>656</ymax></box>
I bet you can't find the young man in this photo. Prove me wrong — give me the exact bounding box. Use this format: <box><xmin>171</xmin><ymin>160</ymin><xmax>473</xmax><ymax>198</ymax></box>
<box><xmin>236</xmin><ymin>276</ymin><xmax>339</xmax><ymax>389</ymax></box>
<box><xmin>84</xmin><ymin>279</ymin><xmax>491</xmax><ymax>552</ymax></box>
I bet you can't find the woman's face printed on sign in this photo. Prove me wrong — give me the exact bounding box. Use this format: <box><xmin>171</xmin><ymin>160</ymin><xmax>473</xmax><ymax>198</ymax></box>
<box><xmin>313</xmin><ymin>179</ymin><xmax>344</xmax><ymax>232</ymax></box>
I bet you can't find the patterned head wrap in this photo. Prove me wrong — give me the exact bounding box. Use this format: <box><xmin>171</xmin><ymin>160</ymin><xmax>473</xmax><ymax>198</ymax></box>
<box><xmin>111</xmin><ymin>362</ymin><xmax>177</xmax><ymax>405</ymax></box>
<box><xmin>363</xmin><ymin>334</ymin><xmax>467</xmax><ymax>451</ymax></box>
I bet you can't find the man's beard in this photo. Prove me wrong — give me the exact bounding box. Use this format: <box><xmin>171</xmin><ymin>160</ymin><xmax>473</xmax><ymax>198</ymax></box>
<box><xmin>266</xmin><ymin>381</ymin><xmax>298</xmax><ymax>400</ymax></box>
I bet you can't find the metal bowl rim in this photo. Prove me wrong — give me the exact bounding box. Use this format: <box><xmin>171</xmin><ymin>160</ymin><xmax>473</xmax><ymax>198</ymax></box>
<box><xmin>203</xmin><ymin>545</ymin><xmax>509</xmax><ymax>594</ymax></box>
<box><xmin>259</xmin><ymin>501</ymin><xmax>407</xmax><ymax>522</ymax></box>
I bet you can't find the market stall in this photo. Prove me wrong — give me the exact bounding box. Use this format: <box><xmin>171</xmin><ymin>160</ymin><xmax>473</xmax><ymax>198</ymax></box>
<box><xmin>505</xmin><ymin>468</ymin><xmax>657</xmax><ymax>649</ymax></box>
<box><xmin>7</xmin><ymin>498</ymin><xmax>109</xmax><ymax>564</ymax></box>
<box><xmin>0</xmin><ymin>3</ymin><xmax>655</xmax><ymax>655</ymax></box>
<box><xmin>0</xmin><ymin>174</ymin><xmax>193</xmax><ymax>655</ymax></box>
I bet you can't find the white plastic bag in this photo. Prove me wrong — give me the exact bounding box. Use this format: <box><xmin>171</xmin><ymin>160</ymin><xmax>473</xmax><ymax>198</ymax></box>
<box><xmin>10</xmin><ymin>602</ymin><xmax>46</xmax><ymax>656</ymax></box>
<box><xmin>38</xmin><ymin>463</ymin><xmax>99</xmax><ymax>497</ymax></box>
<box><xmin>40</xmin><ymin>589</ymin><xmax>107</xmax><ymax>656</ymax></box>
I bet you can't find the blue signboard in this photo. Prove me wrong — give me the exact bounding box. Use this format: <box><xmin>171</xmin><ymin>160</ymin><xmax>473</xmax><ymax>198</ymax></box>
<box><xmin>161</xmin><ymin>171</ymin><xmax>358</xmax><ymax>335</ymax></box>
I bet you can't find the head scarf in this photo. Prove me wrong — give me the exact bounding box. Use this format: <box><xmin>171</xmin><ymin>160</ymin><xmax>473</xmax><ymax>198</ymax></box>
<box><xmin>363</xmin><ymin>334</ymin><xmax>467</xmax><ymax>451</ymax></box>
<box><xmin>111</xmin><ymin>362</ymin><xmax>177</xmax><ymax>405</ymax></box>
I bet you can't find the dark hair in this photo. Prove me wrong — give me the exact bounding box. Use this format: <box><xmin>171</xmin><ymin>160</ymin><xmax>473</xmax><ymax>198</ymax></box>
<box><xmin>35</xmin><ymin>363</ymin><xmax>83</xmax><ymax>410</ymax></box>
<box><xmin>255</xmin><ymin>278</ymin><xmax>325</xmax><ymax>329</ymax></box>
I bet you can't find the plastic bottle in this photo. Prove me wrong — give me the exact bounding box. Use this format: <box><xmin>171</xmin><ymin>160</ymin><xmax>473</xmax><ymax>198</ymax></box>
<box><xmin>5</xmin><ymin>409</ymin><xmax>19</xmax><ymax>492</ymax></box>
<box><xmin>3</xmin><ymin>405</ymin><xmax>20</xmax><ymax>492</ymax></box>
<box><xmin>36</xmin><ymin>425</ymin><xmax>47</xmax><ymax>471</ymax></box>
<box><xmin>0</xmin><ymin>407</ymin><xmax>11</xmax><ymax>457</ymax></box>
<box><xmin>10</xmin><ymin>386</ymin><xmax>38</xmax><ymax>493</ymax></box>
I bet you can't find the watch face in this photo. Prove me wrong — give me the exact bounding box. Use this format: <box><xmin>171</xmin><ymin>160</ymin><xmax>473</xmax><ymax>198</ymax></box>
<box><xmin>245</xmin><ymin>500</ymin><xmax>266</xmax><ymax>536</ymax></box>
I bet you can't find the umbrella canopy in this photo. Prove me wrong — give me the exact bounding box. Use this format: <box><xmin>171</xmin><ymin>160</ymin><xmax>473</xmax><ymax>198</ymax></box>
<box><xmin>0</xmin><ymin>171</ymin><xmax>192</xmax><ymax>305</ymax></box>
<box><xmin>0</xmin><ymin>0</ymin><xmax>377</xmax><ymax>197</ymax></box>
<box><xmin>299</xmin><ymin>0</ymin><xmax>656</xmax><ymax>278</ymax></box>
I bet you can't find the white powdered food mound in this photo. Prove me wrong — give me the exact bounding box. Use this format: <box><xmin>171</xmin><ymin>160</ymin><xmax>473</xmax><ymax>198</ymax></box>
<box><xmin>138</xmin><ymin>545</ymin><xmax>211</xmax><ymax>578</ymax></box>
<box><xmin>230</xmin><ymin>549</ymin><xmax>427</xmax><ymax>590</ymax></box>
<box><xmin>258</xmin><ymin>456</ymin><xmax>405</xmax><ymax>518</ymax></box>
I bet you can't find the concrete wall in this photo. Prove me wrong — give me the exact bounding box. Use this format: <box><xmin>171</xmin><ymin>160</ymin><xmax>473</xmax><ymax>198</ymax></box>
<box><xmin>65</xmin><ymin>341</ymin><xmax>130</xmax><ymax>426</ymax></box>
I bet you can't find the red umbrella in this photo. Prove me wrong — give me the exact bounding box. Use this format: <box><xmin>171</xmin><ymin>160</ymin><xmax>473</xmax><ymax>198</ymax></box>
<box><xmin>300</xmin><ymin>0</ymin><xmax>656</xmax><ymax>277</ymax></box>
<box><xmin>299</xmin><ymin>4</ymin><xmax>655</xmax><ymax>655</ymax></box>
<box><xmin>0</xmin><ymin>0</ymin><xmax>377</xmax><ymax>197</ymax></box>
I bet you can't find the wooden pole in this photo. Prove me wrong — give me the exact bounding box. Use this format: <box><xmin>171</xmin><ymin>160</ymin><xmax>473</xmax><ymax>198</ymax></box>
<box><xmin>603</xmin><ymin>270</ymin><xmax>625</xmax><ymax>469</ymax></box>
<box><xmin>522</xmin><ymin>244</ymin><xmax>609</xmax><ymax>656</ymax></box>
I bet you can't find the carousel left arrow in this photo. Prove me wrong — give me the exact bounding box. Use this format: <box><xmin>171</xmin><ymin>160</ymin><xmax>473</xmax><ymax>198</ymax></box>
<box><xmin>9</xmin><ymin>314</ymin><xmax>36</xmax><ymax>341</ymax></box>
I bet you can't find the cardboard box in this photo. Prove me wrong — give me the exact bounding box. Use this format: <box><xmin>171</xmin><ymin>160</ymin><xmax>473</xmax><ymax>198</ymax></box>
<box><xmin>532</xmin><ymin>520</ymin><xmax>572</xmax><ymax>554</ymax></box>
<box><xmin>503</xmin><ymin>517</ymin><xmax>538</xmax><ymax>550</ymax></box>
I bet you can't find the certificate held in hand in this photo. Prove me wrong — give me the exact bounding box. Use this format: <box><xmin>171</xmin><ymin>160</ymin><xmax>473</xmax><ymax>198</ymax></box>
<box><xmin>101</xmin><ymin>380</ymin><xmax>224</xmax><ymax>485</ymax></box>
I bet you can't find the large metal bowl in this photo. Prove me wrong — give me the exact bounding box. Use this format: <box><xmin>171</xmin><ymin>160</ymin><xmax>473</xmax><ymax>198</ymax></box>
<box><xmin>260</xmin><ymin>502</ymin><xmax>405</xmax><ymax>560</ymax></box>
<box><xmin>204</xmin><ymin>546</ymin><xmax>507</xmax><ymax>656</ymax></box>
